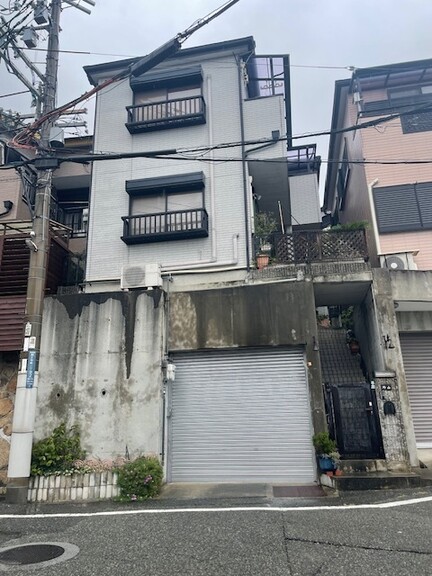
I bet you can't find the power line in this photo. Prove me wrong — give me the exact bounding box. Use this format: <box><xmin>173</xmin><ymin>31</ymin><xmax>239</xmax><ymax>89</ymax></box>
<box><xmin>0</xmin><ymin>88</ymin><xmax>30</xmax><ymax>98</ymax></box>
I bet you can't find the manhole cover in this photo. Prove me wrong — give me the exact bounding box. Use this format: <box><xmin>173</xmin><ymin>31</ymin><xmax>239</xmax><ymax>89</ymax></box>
<box><xmin>0</xmin><ymin>544</ymin><xmax>65</xmax><ymax>566</ymax></box>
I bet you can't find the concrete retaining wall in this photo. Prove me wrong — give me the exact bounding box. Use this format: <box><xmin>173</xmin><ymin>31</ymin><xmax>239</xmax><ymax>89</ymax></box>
<box><xmin>28</xmin><ymin>472</ymin><xmax>119</xmax><ymax>502</ymax></box>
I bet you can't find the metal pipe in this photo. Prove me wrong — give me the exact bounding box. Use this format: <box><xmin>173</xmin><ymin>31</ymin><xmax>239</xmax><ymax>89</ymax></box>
<box><xmin>367</xmin><ymin>178</ymin><xmax>380</xmax><ymax>256</ymax></box>
<box><xmin>237</xmin><ymin>56</ymin><xmax>251</xmax><ymax>271</ymax></box>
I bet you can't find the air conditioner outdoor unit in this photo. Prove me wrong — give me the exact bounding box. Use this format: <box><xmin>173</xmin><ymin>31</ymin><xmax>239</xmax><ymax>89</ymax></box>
<box><xmin>121</xmin><ymin>264</ymin><xmax>162</xmax><ymax>290</ymax></box>
<box><xmin>380</xmin><ymin>252</ymin><xmax>418</xmax><ymax>271</ymax></box>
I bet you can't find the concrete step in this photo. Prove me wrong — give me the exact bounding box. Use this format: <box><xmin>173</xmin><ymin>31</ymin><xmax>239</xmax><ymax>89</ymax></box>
<box><xmin>339</xmin><ymin>459</ymin><xmax>387</xmax><ymax>474</ymax></box>
<box><xmin>417</xmin><ymin>468</ymin><xmax>432</xmax><ymax>487</ymax></box>
<box><xmin>331</xmin><ymin>473</ymin><xmax>422</xmax><ymax>492</ymax></box>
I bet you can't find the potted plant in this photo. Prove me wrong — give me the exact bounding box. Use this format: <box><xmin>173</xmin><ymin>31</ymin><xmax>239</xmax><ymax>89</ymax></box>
<box><xmin>346</xmin><ymin>328</ymin><xmax>360</xmax><ymax>355</ymax></box>
<box><xmin>254</xmin><ymin>211</ymin><xmax>278</xmax><ymax>269</ymax></box>
<box><xmin>312</xmin><ymin>432</ymin><xmax>339</xmax><ymax>473</ymax></box>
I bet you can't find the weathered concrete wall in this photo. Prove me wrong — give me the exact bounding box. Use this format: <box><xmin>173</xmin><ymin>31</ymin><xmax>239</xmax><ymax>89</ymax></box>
<box><xmin>397</xmin><ymin>311</ymin><xmax>432</xmax><ymax>332</ymax></box>
<box><xmin>371</xmin><ymin>269</ymin><xmax>417</xmax><ymax>467</ymax></box>
<box><xmin>0</xmin><ymin>352</ymin><xmax>18</xmax><ymax>491</ymax></box>
<box><xmin>169</xmin><ymin>280</ymin><xmax>326</xmax><ymax>434</ymax></box>
<box><xmin>373</xmin><ymin>375</ymin><xmax>410</xmax><ymax>472</ymax></box>
<box><xmin>37</xmin><ymin>291</ymin><xmax>164</xmax><ymax>460</ymax></box>
<box><xmin>390</xmin><ymin>270</ymin><xmax>432</xmax><ymax>302</ymax></box>
<box><xmin>353</xmin><ymin>288</ymin><xmax>385</xmax><ymax>378</ymax></box>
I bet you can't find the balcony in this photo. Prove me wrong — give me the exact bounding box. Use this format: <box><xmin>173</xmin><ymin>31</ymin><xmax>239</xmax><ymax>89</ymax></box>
<box><xmin>121</xmin><ymin>208</ymin><xmax>209</xmax><ymax>245</ymax></box>
<box><xmin>126</xmin><ymin>96</ymin><xmax>206</xmax><ymax>134</ymax></box>
<box><xmin>256</xmin><ymin>229</ymin><xmax>368</xmax><ymax>264</ymax></box>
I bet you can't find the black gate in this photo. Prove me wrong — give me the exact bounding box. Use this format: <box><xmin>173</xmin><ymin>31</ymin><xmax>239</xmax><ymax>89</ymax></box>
<box><xmin>325</xmin><ymin>382</ymin><xmax>384</xmax><ymax>459</ymax></box>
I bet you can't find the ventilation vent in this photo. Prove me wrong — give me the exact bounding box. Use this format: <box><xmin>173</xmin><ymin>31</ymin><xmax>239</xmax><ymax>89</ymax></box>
<box><xmin>120</xmin><ymin>264</ymin><xmax>162</xmax><ymax>289</ymax></box>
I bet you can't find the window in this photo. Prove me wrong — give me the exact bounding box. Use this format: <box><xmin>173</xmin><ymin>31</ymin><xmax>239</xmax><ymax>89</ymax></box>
<box><xmin>121</xmin><ymin>172</ymin><xmax>209</xmax><ymax>244</ymax></box>
<box><xmin>126</xmin><ymin>66</ymin><xmax>206</xmax><ymax>133</ymax></box>
<box><xmin>337</xmin><ymin>141</ymin><xmax>350</xmax><ymax>211</ymax></box>
<box><xmin>373</xmin><ymin>182</ymin><xmax>432</xmax><ymax>233</ymax></box>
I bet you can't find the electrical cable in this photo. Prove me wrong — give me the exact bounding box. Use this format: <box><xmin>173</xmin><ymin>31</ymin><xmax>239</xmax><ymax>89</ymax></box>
<box><xmin>0</xmin><ymin>88</ymin><xmax>30</xmax><ymax>98</ymax></box>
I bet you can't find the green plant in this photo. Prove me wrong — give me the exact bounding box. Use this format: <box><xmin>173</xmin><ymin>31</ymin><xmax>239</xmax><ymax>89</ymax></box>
<box><xmin>117</xmin><ymin>455</ymin><xmax>163</xmax><ymax>501</ymax></box>
<box><xmin>254</xmin><ymin>211</ymin><xmax>278</xmax><ymax>239</ymax></box>
<box><xmin>331</xmin><ymin>220</ymin><xmax>369</xmax><ymax>231</ymax></box>
<box><xmin>341</xmin><ymin>306</ymin><xmax>354</xmax><ymax>330</ymax></box>
<box><xmin>31</xmin><ymin>423</ymin><xmax>86</xmax><ymax>476</ymax></box>
<box><xmin>312</xmin><ymin>432</ymin><xmax>337</xmax><ymax>456</ymax></box>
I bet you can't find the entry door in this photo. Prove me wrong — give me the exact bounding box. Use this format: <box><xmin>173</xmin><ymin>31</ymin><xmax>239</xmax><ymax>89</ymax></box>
<box><xmin>329</xmin><ymin>383</ymin><xmax>383</xmax><ymax>459</ymax></box>
<box><xmin>168</xmin><ymin>347</ymin><xmax>316</xmax><ymax>483</ymax></box>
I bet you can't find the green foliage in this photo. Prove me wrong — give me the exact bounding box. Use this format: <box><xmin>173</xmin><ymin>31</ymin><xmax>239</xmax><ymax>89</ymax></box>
<box><xmin>341</xmin><ymin>306</ymin><xmax>354</xmax><ymax>331</ymax></box>
<box><xmin>117</xmin><ymin>456</ymin><xmax>163</xmax><ymax>501</ymax></box>
<box><xmin>312</xmin><ymin>432</ymin><xmax>337</xmax><ymax>456</ymax></box>
<box><xmin>254</xmin><ymin>211</ymin><xmax>278</xmax><ymax>238</ymax></box>
<box><xmin>31</xmin><ymin>423</ymin><xmax>86</xmax><ymax>476</ymax></box>
<box><xmin>331</xmin><ymin>220</ymin><xmax>369</xmax><ymax>231</ymax></box>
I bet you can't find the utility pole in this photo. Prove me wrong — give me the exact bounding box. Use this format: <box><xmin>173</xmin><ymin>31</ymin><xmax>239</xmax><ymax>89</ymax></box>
<box><xmin>6</xmin><ymin>0</ymin><xmax>93</xmax><ymax>504</ymax></box>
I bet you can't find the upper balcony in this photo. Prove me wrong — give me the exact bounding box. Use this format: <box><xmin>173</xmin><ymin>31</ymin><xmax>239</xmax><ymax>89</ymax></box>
<box><xmin>121</xmin><ymin>208</ymin><xmax>209</xmax><ymax>245</ymax></box>
<box><xmin>126</xmin><ymin>95</ymin><xmax>206</xmax><ymax>134</ymax></box>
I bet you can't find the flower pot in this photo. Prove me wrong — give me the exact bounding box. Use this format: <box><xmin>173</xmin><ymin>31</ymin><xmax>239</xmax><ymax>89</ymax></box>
<box><xmin>256</xmin><ymin>254</ymin><xmax>270</xmax><ymax>269</ymax></box>
<box><xmin>349</xmin><ymin>339</ymin><xmax>360</xmax><ymax>354</ymax></box>
<box><xmin>317</xmin><ymin>455</ymin><xmax>335</xmax><ymax>472</ymax></box>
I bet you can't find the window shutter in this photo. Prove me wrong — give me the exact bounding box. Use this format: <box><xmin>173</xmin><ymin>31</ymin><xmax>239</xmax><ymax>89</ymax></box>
<box><xmin>373</xmin><ymin>184</ymin><xmax>421</xmax><ymax>233</ymax></box>
<box><xmin>416</xmin><ymin>182</ymin><xmax>432</xmax><ymax>228</ymax></box>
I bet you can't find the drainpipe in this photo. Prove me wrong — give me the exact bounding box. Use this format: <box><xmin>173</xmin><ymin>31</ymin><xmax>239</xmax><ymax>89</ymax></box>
<box><xmin>206</xmin><ymin>74</ymin><xmax>217</xmax><ymax>262</ymax></box>
<box><xmin>161</xmin><ymin>234</ymin><xmax>239</xmax><ymax>274</ymax></box>
<box><xmin>237</xmin><ymin>56</ymin><xmax>251</xmax><ymax>271</ymax></box>
<box><xmin>368</xmin><ymin>178</ymin><xmax>381</xmax><ymax>257</ymax></box>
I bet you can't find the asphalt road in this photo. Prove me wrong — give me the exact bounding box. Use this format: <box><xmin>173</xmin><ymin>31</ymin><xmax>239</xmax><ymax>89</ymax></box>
<box><xmin>1</xmin><ymin>489</ymin><xmax>432</xmax><ymax>575</ymax></box>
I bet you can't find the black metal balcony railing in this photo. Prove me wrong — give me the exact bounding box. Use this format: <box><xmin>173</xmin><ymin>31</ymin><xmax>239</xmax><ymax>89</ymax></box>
<box><xmin>256</xmin><ymin>229</ymin><xmax>368</xmax><ymax>264</ymax></box>
<box><xmin>126</xmin><ymin>96</ymin><xmax>206</xmax><ymax>134</ymax></box>
<box><xmin>121</xmin><ymin>208</ymin><xmax>209</xmax><ymax>245</ymax></box>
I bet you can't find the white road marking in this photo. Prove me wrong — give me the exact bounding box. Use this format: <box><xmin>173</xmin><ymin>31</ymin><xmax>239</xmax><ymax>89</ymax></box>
<box><xmin>1</xmin><ymin>495</ymin><xmax>432</xmax><ymax>519</ymax></box>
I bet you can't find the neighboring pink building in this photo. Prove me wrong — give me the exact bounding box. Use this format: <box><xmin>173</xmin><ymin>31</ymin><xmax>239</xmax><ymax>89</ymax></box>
<box><xmin>324</xmin><ymin>60</ymin><xmax>432</xmax><ymax>460</ymax></box>
<box><xmin>324</xmin><ymin>59</ymin><xmax>432</xmax><ymax>271</ymax></box>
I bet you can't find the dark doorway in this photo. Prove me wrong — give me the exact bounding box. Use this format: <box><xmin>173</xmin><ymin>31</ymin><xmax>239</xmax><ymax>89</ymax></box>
<box><xmin>326</xmin><ymin>382</ymin><xmax>384</xmax><ymax>459</ymax></box>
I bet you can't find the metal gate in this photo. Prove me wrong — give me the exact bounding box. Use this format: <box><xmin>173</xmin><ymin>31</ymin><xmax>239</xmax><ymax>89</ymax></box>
<box><xmin>326</xmin><ymin>382</ymin><xmax>383</xmax><ymax>459</ymax></box>
<box><xmin>400</xmin><ymin>333</ymin><xmax>432</xmax><ymax>448</ymax></box>
<box><xmin>168</xmin><ymin>347</ymin><xmax>316</xmax><ymax>483</ymax></box>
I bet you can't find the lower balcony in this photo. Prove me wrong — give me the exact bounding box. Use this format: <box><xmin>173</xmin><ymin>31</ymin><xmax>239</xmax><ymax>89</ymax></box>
<box><xmin>256</xmin><ymin>229</ymin><xmax>369</xmax><ymax>264</ymax></box>
<box><xmin>121</xmin><ymin>209</ymin><xmax>209</xmax><ymax>245</ymax></box>
<box><xmin>126</xmin><ymin>96</ymin><xmax>206</xmax><ymax>134</ymax></box>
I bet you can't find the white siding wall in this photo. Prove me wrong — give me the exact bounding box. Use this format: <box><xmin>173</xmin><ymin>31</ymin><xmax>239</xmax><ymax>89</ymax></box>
<box><xmin>289</xmin><ymin>173</ymin><xmax>321</xmax><ymax>226</ymax></box>
<box><xmin>87</xmin><ymin>54</ymin><xmax>274</xmax><ymax>283</ymax></box>
<box><xmin>243</xmin><ymin>95</ymin><xmax>286</xmax><ymax>159</ymax></box>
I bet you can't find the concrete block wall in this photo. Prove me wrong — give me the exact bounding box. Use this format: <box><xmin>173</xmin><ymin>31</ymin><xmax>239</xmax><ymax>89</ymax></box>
<box><xmin>28</xmin><ymin>472</ymin><xmax>119</xmax><ymax>502</ymax></box>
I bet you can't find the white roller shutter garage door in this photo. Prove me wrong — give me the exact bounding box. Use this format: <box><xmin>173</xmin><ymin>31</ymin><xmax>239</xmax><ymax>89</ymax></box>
<box><xmin>168</xmin><ymin>347</ymin><xmax>316</xmax><ymax>483</ymax></box>
<box><xmin>400</xmin><ymin>333</ymin><xmax>432</xmax><ymax>448</ymax></box>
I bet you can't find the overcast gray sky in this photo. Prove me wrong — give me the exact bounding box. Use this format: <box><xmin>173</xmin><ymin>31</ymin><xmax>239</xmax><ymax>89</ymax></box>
<box><xmin>2</xmin><ymin>0</ymin><xmax>432</xmax><ymax>196</ymax></box>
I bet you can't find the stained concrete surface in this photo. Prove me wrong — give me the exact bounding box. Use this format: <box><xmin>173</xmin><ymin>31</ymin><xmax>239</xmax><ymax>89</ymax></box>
<box><xmin>1</xmin><ymin>487</ymin><xmax>432</xmax><ymax>575</ymax></box>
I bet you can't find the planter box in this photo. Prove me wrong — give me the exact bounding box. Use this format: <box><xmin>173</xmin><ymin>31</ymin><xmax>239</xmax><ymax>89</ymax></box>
<box><xmin>28</xmin><ymin>472</ymin><xmax>120</xmax><ymax>503</ymax></box>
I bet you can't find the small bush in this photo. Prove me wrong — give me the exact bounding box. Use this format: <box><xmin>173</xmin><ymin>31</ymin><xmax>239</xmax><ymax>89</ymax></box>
<box><xmin>31</xmin><ymin>423</ymin><xmax>86</xmax><ymax>476</ymax></box>
<box><xmin>312</xmin><ymin>432</ymin><xmax>337</xmax><ymax>456</ymax></box>
<box><xmin>117</xmin><ymin>456</ymin><xmax>163</xmax><ymax>501</ymax></box>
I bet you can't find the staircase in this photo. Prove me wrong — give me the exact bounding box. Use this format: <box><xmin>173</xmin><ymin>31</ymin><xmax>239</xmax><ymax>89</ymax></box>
<box><xmin>318</xmin><ymin>325</ymin><xmax>365</xmax><ymax>384</ymax></box>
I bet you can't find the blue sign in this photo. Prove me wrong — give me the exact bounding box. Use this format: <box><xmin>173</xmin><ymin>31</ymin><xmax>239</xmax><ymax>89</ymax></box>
<box><xmin>26</xmin><ymin>350</ymin><xmax>37</xmax><ymax>389</ymax></box>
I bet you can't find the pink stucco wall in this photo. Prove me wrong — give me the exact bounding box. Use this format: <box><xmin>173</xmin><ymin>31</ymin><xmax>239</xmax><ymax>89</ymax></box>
<box><xmin>339</xmin><ymin>88</ymin><xmax>432</xmax><ymax>269</ymax></box>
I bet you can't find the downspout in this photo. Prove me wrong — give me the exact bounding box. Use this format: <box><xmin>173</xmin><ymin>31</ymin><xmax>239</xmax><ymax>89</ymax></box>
<box><xmin>368</xmin><ymin>178</ymin><xmax>381</xmax><ymax>256</ymax></box>
<box><xmin>161</xmin><ymin>234</ymin><xmax>239</xmax><ymax>273</ymax></box>
<box><xmin>206</xmin><ymin>74</ymin><xmax>217</xmax><ymax>262</ymax></box>
<box><xmin>161</xmin><ymin>274</ymin><xmax>172</xmax><ymax>470</ymax></box>
<box><xmin>237</xmin><ymin>55</ymin><xmax>251</xmax><ymax>271</ymax></box>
